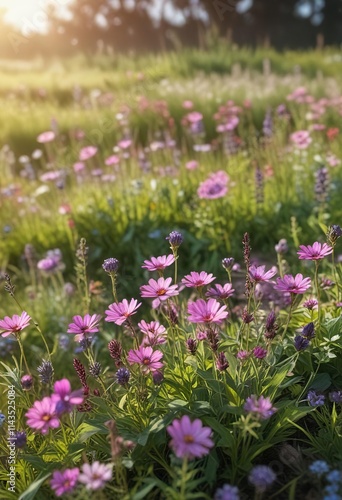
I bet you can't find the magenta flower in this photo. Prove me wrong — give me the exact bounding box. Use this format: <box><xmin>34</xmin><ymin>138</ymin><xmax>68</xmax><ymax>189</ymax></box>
<box><xmin>167</xmin><ymin>415</ymin><xmax>214</xmax><ymax>460</ymax></box>
<box><xmin>50</xmin><ymin>468</ymin><xmax>79</xmax><ymax>497</ymax></box>
<box><xmin>188</xmin><ymin>299</ymin><xmax>228</xmax><ymax>324</ymax></box>
<box><xmin>138</xmin><ymin>320</ymin><xmax>167</xmax><ymax>346</ymax></box>
<box><xmin>253</xmin><ymin>346</ymin><xmax>267</xmax><ymax>359</ymax></box>
<box><xmin>79</xmin><ymin>146</ymin><xmax>98</xmax><ymax>161</ymax></box>
<box><xmin>105</xmin><ymin>154</ymin><xmax>120</xmax><ymax>166</ymax></box>
<box><xmin>0</xmin><ymin>311</ymin><xmax>31</xmax><ymax>338</ymax></box>
<box><xmin>78</xmin><ymin>462</ymin><xmax>112</xmax><ymax>490</ymax></box>
<box><xmin>206</xmin><ymin>283</ymin><xmax>235</xmax><ymax>299</ymax></box>
<box><xmin>25</xmin><ymin>397</ymin><xmax>60</xmax><ymax>434</ymax></box>
<box><xmin>249</xmin><ymin>265</ymin><xmax>277</xmax><ymax>283</ymax></box>
<box><xmin>274</xmin><ymin>274</ymin><xmax>311</xmax><ymax>294</ymax></box>
<box><xmin>237</xmin><ymin>350</ymin><xmax>249</xmax><ymax>361</ymax></box>
<box><xmin>51</xmin><ymin>379</ymin><xmax>83</xmax><ymax>415</ymax></box>
<box><xmin>140</xmin><ymin>277</ymin><xmax>179</xmax><ymax>307</ymax></box>
<box><xmin>197</xmin><ymin>171</ymin><xmax>229</xmax><ymax>200</ymax></box>
<box><xmin>105</xmin><ymin>299</ymin><xmax>141</xmax><ymax>325</ymax></box>
<box><xmin>297</xmin><ymin>242</ymin><xmax>333</xmax><ymax>260</ymax></box>
<box><xmin>290</xmin><ymin>130</ymin><xmax>312</xmax><ymax>149</ymax></box>
<box><xmin>67</xmin><ymin>314</ymin><xmax>101</xmax><ymax>341</ymax></box>
<box><xmin>182</xmin><ymin>271</ymin><xmax>216</xmax><ymax>288</ymax></box>
<box><xmin>37</xmin><ymin>130</ymin><xmax>55</xmax><ymax>143</ymax></box>
<box><xmin>244</xmin><ymin>395</ymin><xmax>276</xmax><ymax>420</ymax></box>
<box><xmin>142</xmin><ymin>254</ymin><xmax>175</xmax><ymax>271</ymax></box>
<box><xmin>127</xmin><ymin>346</ymin><xmax>163</xmax><ymax>373</ymax></box>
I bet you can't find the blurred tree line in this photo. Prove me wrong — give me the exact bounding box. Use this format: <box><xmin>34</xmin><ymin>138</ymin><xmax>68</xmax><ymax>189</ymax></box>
<box><xmin>0</xmin><ymin>0</ymin><xmax>341</xmax><ymax>58</ymax></box>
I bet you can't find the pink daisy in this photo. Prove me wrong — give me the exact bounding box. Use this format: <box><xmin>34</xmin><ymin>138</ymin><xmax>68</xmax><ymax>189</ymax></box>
<box><xmin>181</xmin><ymin>271</ymin><xmax>216</xmax><ymax>288</ymax></box>
<box><xmin>127</xmin><ymin>346</ymin><xmax>163</xmax><ymax>374</ymax></box>
<box><xmin>290</xmin><ymin>130</ymin><xmax>312</xmax><ymax>149</ymax></box>
<box><xmin>0</xmin><ymin>311</ymin><xmax>31</xmax><ymax>338</ymax></box>
<box><xmin>206</xmin><ymin>283</ymin><xmax>235</xmax><ymax>299</ymax></box>
<box><xmin>104</xmin><ymin>155</ymin><xmax>120</xmax><ymax>166</ymax></box>
<box><xmin>138</xmin><ymin>320</ymin><xmax>167</xmax><ymax>346</ymax></box>
<box><xmin>37</xmin><ymin>131</ymin><xmax>55</xmax><ymax>143</ymax></box>
<box><xmin>297</xmin><ymin>242</ymin><xmax>333</xmax><ymax>260</ymax></box>
<box><xmin>79</xmin><ymin>146</ymin><xmax>98</xmax><ymax>161</ymax></box>
<box><xmin>51</xmin><ymin>379</ymin><xmax>83</xmax><ymax>415</ymax></box>
<box><xmin>142</xmin><ymin>254</ymin><xmax>175</xmax><ymax>272</ymax></box>
<box><xmin>25</xmin><ymin>397</ymin><xmax>60</xmax><ymax>435</ymax></box>
<box><xmin>187</xmin><ymin>298</ymin><xmax>228</xmax><ymax>324</ymax></box>
<box><xmin>67</xmin><ymin>314</ymin><xmax>101</xmax><ymax>341</ymax></box>
<box><xmin>274</xmin><ymin>273</ymin><xmax>311</xmax><ymax>294</ymax></box>
<box><xmin>105</xmin><ymin>299</ymin><xmax>141</xmax><ymax>325</ymax></box>
<box><xmin>167</xmin><ymin>415</ymin><xmax>214</xmax><ymax>460</ymax></box>
<box><xmin>140</xmin><ymin>277</ymin><xmax>179</xmax><ymax>307</ymax></box>
<box><xmin>50</xmin><ymin>468</ymin><xmax>79</xmax><ymax>497</ymax></box>
<box><xmin>78</xmin><ymin>462</ymin><xmax>112</xmax><ymax>491</ymax></box>
<box><xmin>249</xmin><ymin>265</ymin><xmax>277</xmax><ymax>283</ymax></box>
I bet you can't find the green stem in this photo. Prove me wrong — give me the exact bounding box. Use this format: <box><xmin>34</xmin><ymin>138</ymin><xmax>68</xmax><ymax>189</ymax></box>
<box><xmin>179</xmin><ymin>456</ymin><xmax>188</xmax><ymax>500</ymax></box>
<box><xmin>16</xmin><ymin>335</ymin><xmax>31</xmax><ymax>374</ymax></box>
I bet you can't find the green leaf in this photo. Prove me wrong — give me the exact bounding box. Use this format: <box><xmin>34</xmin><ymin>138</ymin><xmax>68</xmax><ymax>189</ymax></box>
<box><xmin>18</xmin><ymin>473</ymin><xmax>51</xmax><ymax>500</ymax></box>
<box><xmin>77</xmin><ymin>422</ymin><xmax>108</xmax><ymax>443</ymax></box>
<box><xmin>309</xmin><ymin>372</ymin><xmax>331</xmax><ymax>392</ymax></box>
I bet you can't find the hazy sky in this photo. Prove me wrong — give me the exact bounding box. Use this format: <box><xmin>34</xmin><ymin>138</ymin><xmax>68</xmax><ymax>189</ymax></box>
<box><xmin>0</xmin><ymin>0</ymin><xmax>71</xmax><ymax>31</ymax></box>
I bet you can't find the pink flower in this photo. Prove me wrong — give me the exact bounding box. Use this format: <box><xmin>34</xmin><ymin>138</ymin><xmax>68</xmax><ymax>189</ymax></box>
<box><xmin>206</xmin><ymin>283</ymin><xmax>235</xmax><ymax>299</ymax></box>
<box><xmin>25</xmin><ymin>397</ymin><xmax>60</xmax><ymax>434</ymax></box>
<box><xmin>51</xmin><ymin>379</ymin><xmax>83</xmax><ymax>415</ymax></box>
<box><xmin>140</xmin><ymin>277</ymin><xmax>179</xmax><ymax>307</ymax></box>
<box><xmin>274</xmin><ymin>274</ymin><xmax>311</xmax><ymax>294</ymax></box>
<box><xmin>37</xmin><ymin>131</ymin><xmax>55</xmax><ymax>143</ymax></box>
<box><xmin>78</xmin><ymin>462</ymin><xmax>112</xmax><ymax>490</ymax></box>
<box><xmin>297</xmin><ymin>242</ymin><xmax>333</xmax><ymax>260</ymax></box>
<box><xmin>253</xmin><ymin>346</ymin><xmax>267</xmax><ymax>359</ymax></box>
<box><xmin>118</xmin><ymin>139</ymin><xmax>132</xmax><ymax>149</ymax></box>
<box><xmin>244</xmin><ymin>395</ymin><xmax>276</xmax><ymax>420</ymax></box>
<box><xmin>187</xmin><ymin>111</ymin><xmax>203</xmax><ymax>123</ymax></box>
<box><xmin>197</xmin><ymin>171</ymin><xmax>229</xmax><ymax>199</ymax></box>
<box><xmin>182</xmin><ymin>100</ymin><xmax>193</xmax><ymax>109</ymax></box>
<box><xmin>105</xmin><ymin>299</ymin><xmax>141</xmax><ymax>325</ymax></box>
<box><xmin>249</xmin><ymin>265</ymin><xmax>277</xmax><ymax>283</ymax></box>
<box><xmin>73</xmin><ymin>161</ymin><xmax>85</xmax><ymax>173</ymax></box>
<box><xmin>104</xmin><ymin>155</ymin><xmax>120</xmax><ymax>166</ymax></box>
<box><xmin>138</xmin><ymin>320</ymin><xmax>167</xmax><ymax>346</ymax></box>
<box><xmin>186</xmin><ymin>160</ymin><xmax>199</xmax><ymax>170</ymax></box>
<box><xmin>142</xmin><ymin>254</ymin><xmax>175</xmax><ymax>272</ymax></box>
<box><xmin>167</xmin><ymin>415</ymin><xmax>214</xmax><ymax>460</ymax></box>
<box><xmin>290</xmin><ymin>130</ymin><xmax>312</xmax><ymax>149</ymax></box>
<box><xmin>181</xmin><ymin>271</ymin><xmax>216</xmax><ymax>288</ymax></box>
<box><xmin>79</xmin><ymin>146</ymin><xmax>98</xmax><ymax>161</ymax></box>
<box><xmin>237</xmin><ymin>350</ymin><xmax>249</xmax><ymax>361</ymax></box>
<box><xmin>187</xmin><ymin>298</ymin><xmax>228</xmax><ymax>324</ymax></box>
<box><xmin>50</xmin><ymin>468</ymin><xmax>79</xmax><ymax>497</ymax></box>
<box><xmin>0</xmin><ymin>311</ymin><xmax>31</xmax><ymax>338</ymax></box>
<box><xmin>127</xmin><ymin>346</ymin><xmax>163</xmax><ymax>373</ymax></box>
<box><xmin>67</xmin><ymin>314</ymin><xmax>101</xmax><ymax>341</ymax></box>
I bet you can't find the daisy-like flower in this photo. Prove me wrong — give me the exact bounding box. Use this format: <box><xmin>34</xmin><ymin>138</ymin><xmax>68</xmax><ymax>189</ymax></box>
<box><xmin>127</xmin><ymin>346</ymin><xmax>163</xmax><ymax>373</ymax></box>
<box><xmin>167</xmin><ymin>415</ymin><xmax>214</xmax><ymax>460</ymax></box>
<box><xmin>78</xmin><ymin>462</ymin><xmax>112</xmax><ymax>490</ymax></box>
<box><xmin>25</xmin><ymin>397</ymin><xmax>60</xmax><ymax>434</ymax></box>
<box><xmin>290</xmin><ymin>130</ymin><xmax>312</xmax><ymax>149</ymax></box>
<box><xmin>105</xmin><ymin>299</ymin><xmax>141</xmax><ymax>326</ymax></box>
<box><xmin>50</xmin><ymin>468</ymin><xmax>79</xmax><ymax>497</ymax></box>
<box><xmin>244</xmin><ymin>395</ymin><xmax>276</xmax><ymax>420</ymax></box>
<box><xmin>79</xmin><ymin>146</ymin><xmax>98</xmax><ymax>161</ymax></box>
<box><xmin>141</xmin><ymin>254</ymin><xmax>175</xmax><ymax>271</ymax></box>
<box><xmin>51</xmin><ymin>379</ymin><xmax>83</xmax><ymax>415</ymax></box>
<box><xmin>37</xmin><ymin>131</ymin><xmax>55</xmax><ymax>143</ymax></box>
<box><xmin>181</xmin><ymin>271</ymin><xmax>216</xmax><ymax>288</ymax></box>
<box><xmin>138</xmin><ymin>320</ymin><xmax>167</xmax><ymax>346</ymax></box>
<box><xmin>67</xmin><ymin>314</ymin><xmax>101</xmax><ymax>341</ymax></box>
<box><xmin>249</xmin><ymin>265</ymin><xmax>277</xmax><ymax>283</ymax></box>
<box><xmin>297</xmin><ymin>242</ymin><xmax>333</xmax><ymax>260</ymax></box>
<box><xmin>274</xmin><ymin>274</ymin><xmax>311</xmax><ymax>294</ymax></box>
<box><xmin>140</xmin><ymin>277</ymin><xmax>179</xmax><ymax>307</ymax></box>
<box><xmin>0</xmin><ymin>312</ymin><xmax>31</xmax><ymax>338</ymax></box>
<box><xmin>188</xmin><ymin>299</ymin><xmax>228</xmax><ymax>324</ymax></box>
<box><xmin>206</xmin><ymin>283</ymin><xmax>235</xmax><ymax>299</ymax></box>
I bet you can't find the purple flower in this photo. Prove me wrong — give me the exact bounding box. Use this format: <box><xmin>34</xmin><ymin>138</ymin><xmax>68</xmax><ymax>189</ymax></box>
<box><xmin>21</xmin><ymin>374</ymin><xmax>33</xmax><ymax>391</ymax></box>
<box><xmin>138</xmin><ymin>320</ymin><xmax>167</xmax><ymax>346</ymax></box>
<box><xmin>0</xmin><ymin>312</ymin><xmax>31</xmax><ymax>338</ymax></box>
<box><xmin>329</xmin><ymin>390</ymin><xmax>342</xmax><ymax>403</ymax></box>
<box><xmin>182</xmin><ymin>271</ymin><xmax>216</xmax><ymax>288</ymax></box>
<box><xmin>166</xmin><ymin>231</ymin><xmax>183</xmax><ymax>248</ymax></box>
<box><xmin>78</xmin><ymin>461</ymin><xmax>112</xmax><ymax>490</ymax></box>
<box><xmin>307</xmin><ymin>390</ymin><xmax>325</xmax><ymax>407</ymax></box>
<box><xmin>186</xmin><ymin>338</ymin><xmax>197</xmax><ymax>355</ymax></box>
<box><xmin>140</xmin><ymin>277</ymin><xmax>179</xmax><ymax>307</ymax></box>
<box><xmin>216</xmin><ymin>352</ymin><xmax>229</xmax><ymax>371</ymax></box>
<box><xmin>303</xmin><ymin>298</ymin><xmax>318</xmax><ymax>310</ymax></box>
<box><xmin>50</xmin><ymin>468</ymin><xmax>79</xmax><ymax>497</ymax></box>
<box><xmin>105</xmin><ymin>299</ymin><xmax>141</xmax><ymax>325</ymax></box>
<box><xmin>249</xmin><ymin>265</ymin><xmax>277</xmax><ymax>283</ymax></box>
<box><xmin>142</xmin><ymin>254</ymin><xmax>175</xmax><ymax>271</ymax></box>
<box><xmin>206</xmin><ymin>283</ymin><xmax>235</xmax><ymax>299</ymax></box>
<box><xmin>25</xmin><ymin>397</ymin><xmax>60</xmax><ymax>435</ymax></box>
<box><xmin>51</xmin><ymin>379</ymin><xmax>83</xmax><ymax>415</ymax></box>
<box><xmin>297</xmin><ymin>242</ymin><xmax>333</xmax><ymax>260</ymax></box>
<box><xmin>302</xmin><ymin>322</ymin><xmax>315</xmax><ymax>340</ymax></box>
<box><xmin>102</xmin><ymin>258</ymin><xmax>119</xmax><ymax>274</ymax></box>
<box><xmin>253</xmin><ymin>346</ymin><xmax>267</xmax><ymax>359</ymax></box>
<box><xmin>274</xmin><ymin>273</ymin><xmax>311</xmax><ymax>294</ymax></box>
<box><xmin>127</xmin><ymin>346</ymin><xmax>163</xmax><ymax>374</ymax></box>
<box><xmin>167</xmin><ymin>415</ymin><xmax>214</xmax><ymax>460</ymax></box>
<box><xmin>187</xmin><ymin>299</ymin><xmax>228</xmax><ymax>324</ymax></box>
<box><xmin>294</xmin><ymin>335</ymin><xmax>310</xmax><ymax>351</ymax></box>
<box><xmin>274</xmin><ymin>238</ymin><xmax>288</xmax><ymax>254</ymax></box>
<box><xmin>115</xmin><ymin>367</ymin><xmax>130</xmax><ymax>385</ymax></box>
<box><xmin>222</xmin><ymin>258</ymin><xmax>235</xmax><ymax>271</ymax></box>
<box><xmin>249</xmin><ymin>465</ymin><xmax>276</xmax><ymax>492</ymax></box>
<box><xmin>197</xmin><ymin>171</ymin><xmax>229</xmax><ymax>199</ymax></box>
<box><xmin>214</xmin><ymin>484</ymin><xmax>240</xmax><ymax>500</ymax></box>
<box><xmin>67</xmin><ymin>314</ymin><xmax>101</xmax><ymax>341</ymax></box>
<box><xmin>244</xmin><ymin>395</ymin><xmax>276</xmax><ymax>420</ymax></box>
<box><xmin>12</xmin><ymin>431</ymin><xmax>27</xmax><ymax>449</ymax></box>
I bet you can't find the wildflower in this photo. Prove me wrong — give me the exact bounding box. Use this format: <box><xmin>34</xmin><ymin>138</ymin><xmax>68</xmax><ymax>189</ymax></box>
<box><xmin>188</xmin><ymin>298</ymin><xmax>228</xmax><ymax>324</ymax></box>
<box><xmin>297</xmin><ymin>242</ymin><xmax>333</xmax><ymax>260</ymax></box>
<box><xmin>326</xmin><ymin>470</ymin><xmax>342</xmax><ymax>484</ymax></box>
<box><xmin>294</xmin><ymin>335</ymin><xmax>310</xmax><ymax>351</ymax></box>
<box><xmin>206</xmin><ymin>283</ymin><xmax>235</xmax><ymax>299</ymax></box>
<box><xmin>244</xmin><ymin>395</ymin><xmax>276</xmax><ymax>420</ymax></box>
<box><xmin>105</xmin><ymin>299</ymin><xmax>141</xmax><ymax>326</ymax></box>
<box><xmin>115</xmin><ymin>367</ymin><xmax>130</xmax><ymax>386</ymax></box>
<box><xmin>51</xmin><ymin>379</ymin><xmax>83</xmax><ymax>415</ymax></box>
<box><xmin>108</xmin><ymin>339</ymin><xmax>123</xmax><ymax>364</ymax></box>
<box><xmin>309</xmin><ymin>460</ymin><xmax>330</xmax><ymax>476</ymax></box>
<box><xmin>214</xmin><ymin>484</ymin><xmax>240</xmax><ymax>500</ymax></box>
<box><xmin>249</xmin><ymin>265</ymin><xmax>277</xmax><ymax>283</ymax></box>
<box><xmin>327</xmin><ymin>225</ymin><xmax>342</xmax><ymax>246</ymax></box>
<box><xmin>275</xmin><ymin>238</ymin><xmax>289</xmax><ymax>254</ymax></box>
<box><xmin>216</xmin><ymin>352</ymin><xmax>229</xmax><ymax>371</ymax></box>
<box><xmin>37</xmin><ymin>131</ymin><xmax>55</xmax><ymax>143</ymax></box>
<box><xmin>89</xmin><ymin>362</ymin><xmax>101</xmax><ymax>378</ymax></box>
<box><xmin>37</xmin><ymin>359</ymin><xmax>54</xmax><ymax>384</ymax></box>
<box><xmin>138</xmin><ymin>321</ymin><xmax>167</xmax><ymax>346</ymax></box>
<box><xmin>167</xmin><ymin>415</ymin><xmax>214</xmax><ymax>460</ymax></box>
<box><xmin>263</xmin><ymin>109</ymin><xmax>273</xmax><ymax>137</ymax></box>
<box><xmin>181</xmin><ymin>271</ymin><xmax>216</xmax><ymax>288</ymax></box>
<box><xmin>242</xmin><ymin>308</ymin><xmax>254</xmax><ymax>324</ymax></box>
<box><xmin>237</xmin><ymin>350</ymin><xmax>249</xmax><ymax>361</ymax></box>
<box><xmin>50</xmin><ymin>468</ymin><xmax>79</xmax><ymax>497</ymax></box>
<box><xmin>37</xmin><ymin>249</ymin><xmax>65</xmax><ymax>273</ymax></box>
<box><xmin>12</xmin><ymin>431</ymin><xmax>27</xmax><ymax>449</ymax></box>
<box><xmin>315</xmin><ymin>167</ymin><xmax>329</xmax><ymax>204</ymax></box>
<box><xmin>166</xmin><ymin>231</ymin><xmax>183</xmax><ymax>249</ymax></box>
<box><xmin>290</xmin><ymin>130</ymin><xmax>312</xmax><ymax>149</ymax></box>
<box><xmin>67</xmin><ymin>314</ymin><xmax>101</xmax><ymax>341</ymax></box>
<box><xmin>73</xmin><ymin>358</ymin><xmax>88</xmax><ymax>388</ymax></box>
<box><xmin>0</xmin><ymin>311</ymin><xmax>31</xmax><ymax>338</ymax></box>
<box><xmin>186</xmin><ymin>160</ymin><xmax>198</xmax><ymax>170</ymax></box>
<box><xmin>302</xmin><ymin>322</ymin><xmax>315</xmax><ymax>340</ymax></box>
<box><xmin>152</xmin><ymin>370</ymin><xmax>164</xmax><ymax>385</ymax></box>
<box><xmin>26</xmin><ymin>397</ymin><xmax>60</xmax><ymax>434</ymax></box>
<box><xmin>102</xmin><ymin>258</ymin><xmax>119</xmax><ymax>274</ymax></box>
<box><xmin>303</xmin><ymin>298</ymin><xmax>318</xmax><ymax>310</ymax></box>
<box><xmin>307</xmin><ymin>390</ymin><xmax>325</xmax><ymax>407</ymax></box>
<box><xmin>253</xmin><ymin>346</ymin><xmax>267</xmax><ymax>359</ymax></box>
<box><xmin>321</xmin><ymin>278</ymin><xmax>335</xmax><ymax>289</ymax></box>
<box><xmin>78</xmin><ymin>462</ymin><xmax>112</xmax><ymax>490</ymax></box>
<box><xmin>274</xmin><ymin>273</ymin><xmax>311</xmax><ymax>294</ymax></box>
<box><xmin>21</xmin><ymin>374</ymin><xmax>33</xmax><ymax>391</ymax></box>
<box><xmin>186</xmin><ymin>338</ymin><xmax>197</xmax><ymax>355</ymax></box>
<box><xmin>0</xmin><ymin>412</ymin><xmax>5</xmax><ymax>426</ymax></box>
<box><xmin>127</xmin><ymin>346</ymin><xmax>163</xmax><ymax>374</ymax></box>
<box><xmin>79</xmin><ymin>146</ymin><xmax>98</xmax><ymax>161</ymax></box>
<box><xmin>197</xmin><ymin>171</ymin><xmax>229</xmax><ymax>199</ymax></box>
<box><xmin>264</xmin><ymin>311</ymin><xmax>278</xmax><ymax>340</ymax></box>
<box><xmin>249</xmin><ymin>465</ymin><xmax>276</xmax><ymax>492</ymax></box>
<box><xmin>329</xmin><ymin>391</ymin><xmax>342</xmax><ymax>403</ymax></box>
<box><xmin>140</xmin><ymin>277</ymin><xmax>179</xmax><ymax>306</ymax></box>
<box><xmin>142</xmin><ymin>254</ymin><xmax>175</xmax><ymax>271</ymax></box>
<box><xmin>222</xmin><ymin>258</ymin><xmax>235</xmax><ymax>271</ymax></box>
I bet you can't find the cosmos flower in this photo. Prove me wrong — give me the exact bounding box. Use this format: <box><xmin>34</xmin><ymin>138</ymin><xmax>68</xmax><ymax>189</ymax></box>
<box><xmin>50</xmin><ymin>468</ymin><xmax>79</xmax><ymax>497</ymax></box>
<box><xmin>105</xmin><ymin>299</ymin><xmax>141</xmax><ymax>325</ymax></box>
<box><xmin>142</xmin><ymin>254</ymin><xmax>175</xmax><ymax>271</ymax></box>
<box><xmin>0</xmin><ymin>312</ymin><xmax>31</xmax><ymax>338</ymax></box>
<box><xmin>25</xmin><ymin>397</ymin><xmax>60</xmax><ymax>435</ymax></box>
<box><xmin>181</xmin><ymin>271</ymin><xmax>216</xmax><ymax>288</ymax></box>
<box><xmin>79</xmin><ymin>146</ymin><xmax>98</xmax><ymax>161</ymax></box>
<box><xmin>297</xmin><ymin>242</ymin><xmax>333</xmax><ymax>260</ymax></box>
<box><xmin>140</xmin><ymin>277</ymin><xmax>179</xmax><ymax>307</ymax></box>
<box><xmin>78</xmin><ymin>462</ymin><xmax>112</xmax><ymax>490</ymax></box>
<box><xmin>37</xmin><ymin>131</ymin><xmax>55</xmax><ymax>143</ymax></box>
<box><xmin>167</xmin><ymin>415</ymin><xmax>214</xmax><ymax>460</ymax></box>
<box><xmin>249</xmin><ymin>265</ymin><xmax>277</xmax><ymax>283</ymax></box>
<box><xmin>187</xmin><ymin>299</ymin><xmax>228</xmax><ymax>324</ymax></box>
<box><xmin>127</xmin><ymin>346</ymin><xmax>163</xmax><ymax>374</ymax></box>
<box><xmin>244</xmin><ymin>395</ymin><xmax>276</xmax><ymax>420</ymax></box>
<box><xmin>138</xmin><ymin>320</ymin><xmax>167</xmax><ymax>346</ymax></box>
<box><xmin>51</xmin><ymin>379</ymin><xmax>83</xmax><ymax>415</ymax></box>
<box><xmin>197</xmin><ymin>171</ymin><xmax>229</xmax><ymax>199</ymax></box>
<box><xmin>67</xmin><ymin>314</ymin><xmax>101</xmax><ymax>341</ymax></box>
<box><xmin>274</xmin><ymin>274</ymin><xmax>311</xmax><ymax>294</ymax></box>
<box><xmin>290</xmin><ymin>130</ymin><xmax>312</xmax><ymax>149</ymax></box>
